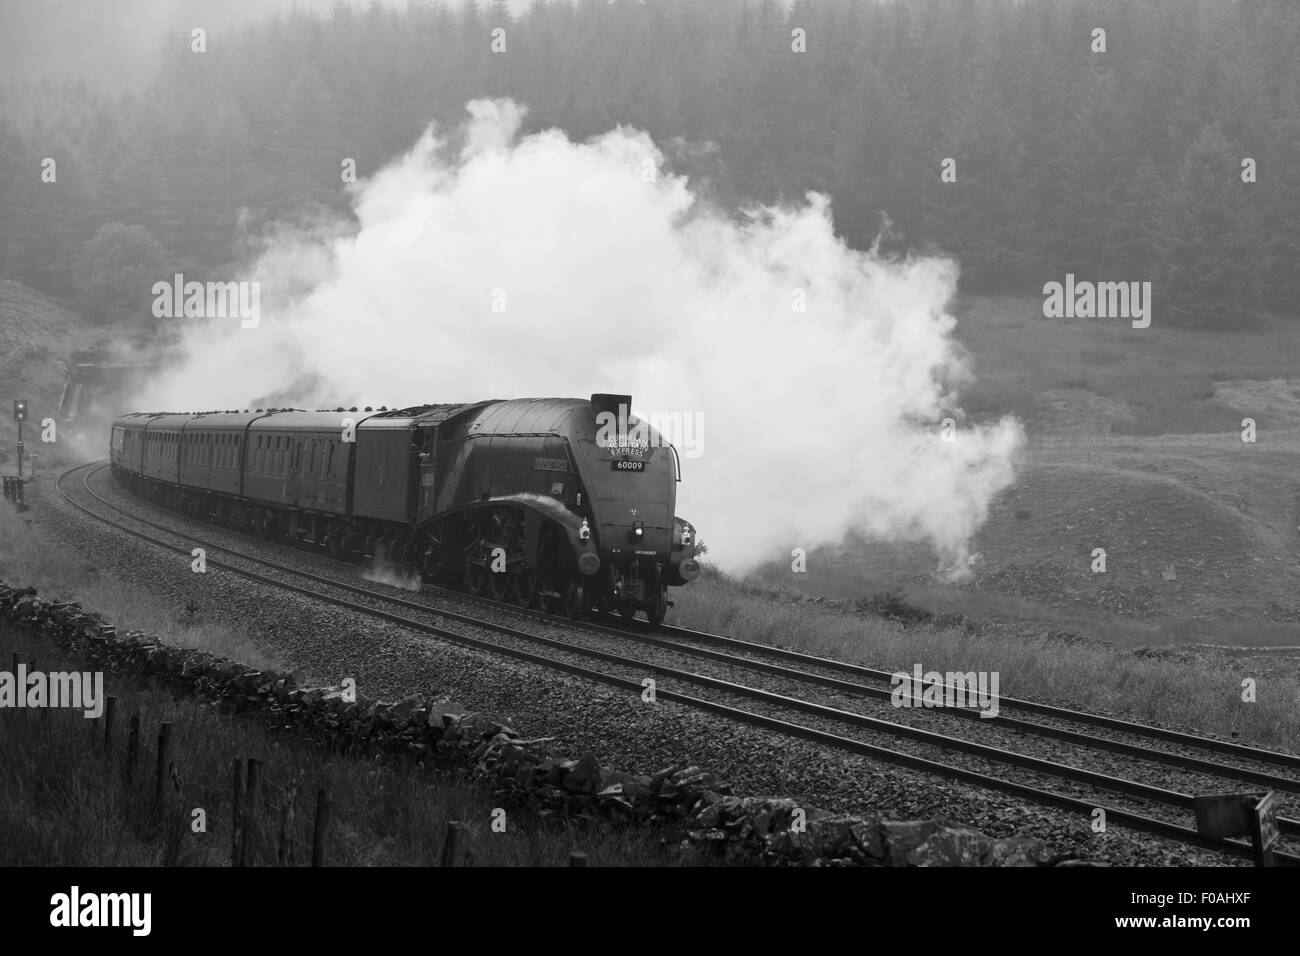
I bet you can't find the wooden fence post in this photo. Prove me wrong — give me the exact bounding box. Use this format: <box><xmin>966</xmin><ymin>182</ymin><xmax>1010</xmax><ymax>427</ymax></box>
<box><xmin>153</xmin><ymin>722</ymin><xmax>173</xmax><ymax>813</ymax></box>
<box><xmin>239</xmin><ymin>758</ymin><xmax>262</xmax><ymax>867</ymax></box>
<box><xmin>441</xmin><ymin>821</ymin><xmax>471</xmax><ymax>867</ymax></box>
<box><xmin>125</xmin><ymin>712</ymin><xmax>141</xmax><ymax>784</ymax></box>
<box><xmin>278</xmin><ymin>785</ymin><xmax>297</xmax><ymax>866</ymax></box>
<box><xmin>11</xmin><ymin>653</ymin><xmax>21</xmax><ymax>721</ymax></box>
<box><xmin>311</xmin><ymin>789</ymin><xmax>331</xmax><ymax>867</ymax></box>
<box><xmin>230</xmin><ymin>759</ymin><xmax>244</xmax><ymax>867</ymax></box>
<box><xmin>103</xmin><ymin>696</ymin><xmax>117</xmax><ymax>753</ymax></box>
<box><xmin>32</xmin><ymin>658</ymin><xmax>45</xmax><ymax>721</ymax></box>
<box><xmin>162</xmin><ymin>767</ymin><xmax>184</xmax><ymax>866</ymax></box>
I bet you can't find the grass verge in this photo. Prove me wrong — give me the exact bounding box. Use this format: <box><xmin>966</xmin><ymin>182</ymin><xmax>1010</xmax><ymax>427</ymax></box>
<box><xmin>0</xmin><ymin>622</ymin><xmax>675</xmax><ymax>866</ymax></box>
<box><xmin>668</xmin><ymin>568</ymin><xmax>1300</xmax><ymax>754</ymax></box>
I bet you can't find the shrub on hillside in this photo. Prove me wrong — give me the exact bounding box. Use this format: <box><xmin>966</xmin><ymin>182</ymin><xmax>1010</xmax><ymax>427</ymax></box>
<box><xmin>73</xmin><ymin>223</ymin><xmax>169</xmax><ymax>326</ymax></box>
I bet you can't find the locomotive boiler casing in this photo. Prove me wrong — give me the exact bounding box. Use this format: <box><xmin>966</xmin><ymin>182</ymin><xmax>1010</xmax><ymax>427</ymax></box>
<box><xmin>434</xmin><ymin>398</ymin><xmax>678</xmax><ymax>583</ymax></box>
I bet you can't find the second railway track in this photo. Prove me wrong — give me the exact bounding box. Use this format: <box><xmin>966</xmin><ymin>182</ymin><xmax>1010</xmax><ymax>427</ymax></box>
<box><xmin>52</xmin><ymin>460</ymin><xmax>1300</xmax><ymax>864</ymax></box>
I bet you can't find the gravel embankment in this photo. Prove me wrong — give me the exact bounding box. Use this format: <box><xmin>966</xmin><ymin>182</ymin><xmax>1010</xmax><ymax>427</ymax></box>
<box><xmin>18</xmin><ymin>463</ymin><xmax>1256</xmax><ymax>865</ymax></box>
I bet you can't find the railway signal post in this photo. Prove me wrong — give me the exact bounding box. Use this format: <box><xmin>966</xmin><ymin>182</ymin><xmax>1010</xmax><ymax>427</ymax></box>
<box><xmin>13</xmin><ymin>399</ymin><xmax>27</xmax><ymax>479</ymax></box>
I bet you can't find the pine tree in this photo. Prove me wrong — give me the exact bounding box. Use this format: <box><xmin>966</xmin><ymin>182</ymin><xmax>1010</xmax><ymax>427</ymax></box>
<box><xmin>1151</xmin><ymin>122</ymin><xmax>1262</xmax><ymax>325</ymax></box>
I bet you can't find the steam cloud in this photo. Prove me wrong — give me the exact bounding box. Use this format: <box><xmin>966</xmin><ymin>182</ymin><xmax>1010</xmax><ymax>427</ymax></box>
<box><xmin>137</xmin><ymin>99</ymin><xmax>1023</xmax><ymax>575</ymax></box>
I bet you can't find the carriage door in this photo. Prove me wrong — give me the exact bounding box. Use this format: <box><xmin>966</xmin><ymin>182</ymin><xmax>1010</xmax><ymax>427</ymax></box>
<box><xmin>289</xmin><ymin>438</ymin><xmax>303</xmax><ymax>507</ymax></box>
<box><xmin>417</xmin><ymin>427</ymin><xmax>438</xmax><ymax>518</ymax></box>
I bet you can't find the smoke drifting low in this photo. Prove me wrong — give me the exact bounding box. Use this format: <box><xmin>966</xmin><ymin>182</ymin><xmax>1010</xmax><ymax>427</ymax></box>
<box><xmin>138</xmin><ymin>99</ymin><xmax>1023</xmax><ymax>574</ymax></box>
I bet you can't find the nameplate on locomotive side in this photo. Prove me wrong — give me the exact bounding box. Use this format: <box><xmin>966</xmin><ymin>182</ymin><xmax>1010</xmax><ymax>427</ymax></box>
<box><xmin>534</xmin><ymin>458</ymin><xmax>567</xmax><ymax>472</ymax></box>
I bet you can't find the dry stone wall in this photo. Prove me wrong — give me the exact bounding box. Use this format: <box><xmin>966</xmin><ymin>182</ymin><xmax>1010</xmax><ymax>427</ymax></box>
<box><xmin>0</xmin><ymin>580</ymin><xmax>1090</xmax><ymax>866</ymax></box>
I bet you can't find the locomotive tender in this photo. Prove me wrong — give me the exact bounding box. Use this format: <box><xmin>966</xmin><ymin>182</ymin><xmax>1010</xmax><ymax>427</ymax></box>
<box><xmin>109</xmin><ymin>394</ymin><xmax>699</xmax><ymax>622</ymax></box>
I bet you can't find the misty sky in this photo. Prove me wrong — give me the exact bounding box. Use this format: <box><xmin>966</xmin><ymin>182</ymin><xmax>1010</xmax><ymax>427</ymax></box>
<box><xmin>0</xmin><ymin>0</ymin><xmax>533</xmax><ymax>89</ymax></box>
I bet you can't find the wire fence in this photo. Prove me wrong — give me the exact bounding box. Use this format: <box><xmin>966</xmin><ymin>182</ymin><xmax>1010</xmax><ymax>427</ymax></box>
<box><xmin>2</xmin><ymin>647</ymin><xmax>598</xmax><ymax>867</ymax></box>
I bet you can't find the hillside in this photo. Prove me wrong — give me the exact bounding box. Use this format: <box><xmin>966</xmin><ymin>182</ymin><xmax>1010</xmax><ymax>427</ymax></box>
<box><xmin>0</xmin><ymin>280</ymin><xmax>97</xmax><ymax>468</ymax></box>
<box><xmin>758</xmin><ymin>296</ymin><xmax>1300</xmax><ymax>645</ymax></box>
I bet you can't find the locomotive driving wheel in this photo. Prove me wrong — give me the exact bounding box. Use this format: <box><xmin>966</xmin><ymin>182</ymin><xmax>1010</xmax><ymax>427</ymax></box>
<box><xmin>562</xmin><ymin>578</ymin><xmax>585</xmax><ymax>620</ymax></box>
<box><xmin>464</xmin><ymin>548</ymin><xmax>488</xmax><ymax>595</ymax></box>
<box><xmin>486</xmin><ymin>556</ymin><xmax>512</xmax><ymax>601</ymax></box>
<box><xmin>647</xmin><ymin>588</ymin><xmax>668</xmax><ymax>626</ymax></box>
<box><xmin>511</xmin><ymin>565</ymin><xmax>538</xmax><ymax>608</ymax></box>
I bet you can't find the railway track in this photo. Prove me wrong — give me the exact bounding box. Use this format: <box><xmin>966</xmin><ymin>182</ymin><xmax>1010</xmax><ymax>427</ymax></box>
<box><xmin>53</xmin><ymin>460</ymin><xmax>1300</xmax><ymax>864</ymax></box>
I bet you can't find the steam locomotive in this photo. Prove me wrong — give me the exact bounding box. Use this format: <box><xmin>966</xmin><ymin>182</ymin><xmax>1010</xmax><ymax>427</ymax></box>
<box><xmin>109</xmin><ymin>394</ymin><xmax>699</xmax><ymax>622</ymax></box>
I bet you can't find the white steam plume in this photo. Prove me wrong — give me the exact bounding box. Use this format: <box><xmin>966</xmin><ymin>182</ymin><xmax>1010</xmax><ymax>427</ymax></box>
<box><xmin>137</xmin><ymin>98</ymin><xmax>1023</xmax><ymax>575</ymax></box>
